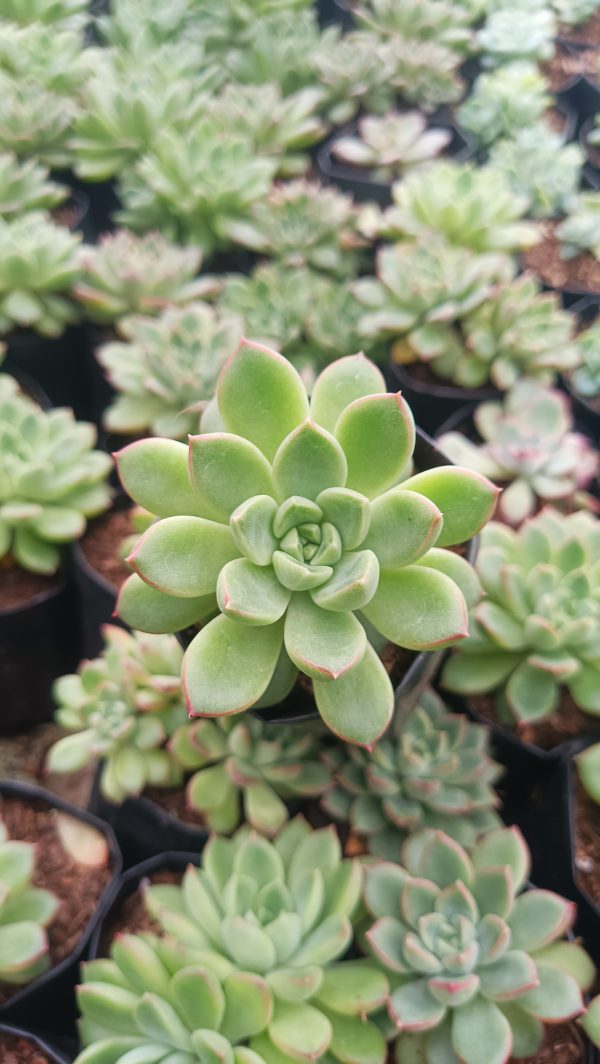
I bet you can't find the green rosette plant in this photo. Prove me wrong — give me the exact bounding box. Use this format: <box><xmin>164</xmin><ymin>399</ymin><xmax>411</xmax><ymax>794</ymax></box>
<box><xmin>476</xmin><ymin>6</ymin><xmax>557</xmax><ymax>65</ymax></box>
<box><xmin>312</xmin><ymin>31</ymin><xmax>396</xmax><ymax>118</ymax></box>
<box><xmin>331</xmin><ymin>111</ymin><xmax>451</xmax><ymax>182</ymax></box>
<box><xmin>0</xmin><ymin>74</ymin><xmax>77</xmax><ymax>169</ymax></box>
<box><xmin>171</xmin><ymin>717</ymin><xmax>330</xmax><ymax>835</ymax></box>
<box><xmin>0</xmin><ymin>0</ymin><xmax>87</xmax><ymax>26</ymax></box>
<box><xmin>0</xmin><ymin>22</ymin><xmax>91</xmax><ymax>96</ymax></box>
<box><xmin>115</xmin><ymin>343</ymin><xmax>497</xmax><ymax>747</ymax></box>
<box><xmin>74</xmin><ymin>232</ymin><xmax>216</xmax><ymax>326</ymax></box>
<box><xmin>443</xmin><ymin>509</ymin><xmax>600</xmax><ymax>724</ymax></box>
<box><xmin>571</xmin><ymin>322</ymin><xmax>600</xmax><ymax>402</ymax></box>
<box><xmin>553</xmin><ymin>0</ymin><xmax>600</xmax><ymax>22</ymax></box>
<box><xmin>557</xmin><ymin>191</ymin><xmax>600</xmax><ymax>261</ymax></box>
<box><xmin>0</xmin><ymin>374</ymin><xmax>112</xmax><ymax>573</ymax></box>
<box><xmin>364</xmin><ymin>827</ymin><xmax>595</xmax><ymax>1064</ymax></box>
<box><xmin>0</xmin><ymin>212</ymin><xmax>80</xmax><ymax>337</ymax></box>
<box><xmin>47</xmin><ymin>625</ymin><xmax>187</xmax><ymax>804</ymax></box>
<box><xmin>323</xmin><ymin>687</ymin><xmax>501</xmax><ymax>859</ymax></box>
<box><xmin>353</xmin><ymin>0</ymin><xmax>475</xmax><ymax>55</ymax></box>
<box><xmin>142</xmin><ymin>820</ymin><xmax>389</xmax><ymax>1064</ymax></box>
<box><xmin>457</xmin><ymin>63</ymin><xmax>552</xmax><ymax>148</ymax></box>
<box><xmin>0</xmin><ymin>819</ymin><xmax>58</xmax><ymax>985</ymax></box>
<box><xmin>439</xmin><ymin>382</ymin><xmax>599</xmax><ymax>525</ymax></box>
<box><xmin>487</xmin><ymin>128</ymin><xmax>584</xmax><ymax>220</ymax></box>
<box><xmin>97</xmin><ymin>304</ymin><xmax>242</xmax><ymax>440</ymax></box>
<box><xmin>0</xmin><ymin>152</ymin><xmax>66</xmax><ymax>217</ymax></box>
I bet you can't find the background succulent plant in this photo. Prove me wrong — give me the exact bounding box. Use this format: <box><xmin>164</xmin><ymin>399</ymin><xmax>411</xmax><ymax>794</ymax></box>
<box><xmin>97</xmin><ymin>304</ymin><xmax>242</xmax><ymax>440</ymax></box>
<box><xmin>0</xmin><ymin>818</ymin><xmax>58</xmax><ymax>985</ymax></box>
<box><xmin>476</xmin><ymin>5</ymin><xmax>557</xmax><ymax>64</ymax></box>
<box><xmin>571</xmin><ymin>322</ymin><xmax>600</xmax><ymax>401</ymax></box>
<box><xmin>487</xmin><ymin>128</ymin><xmax>584</xmax><ymax>220</ymax></box>
<box><xmin>115</xmin><ymin>344</ymin><xmax>496</xmax><ymax>747</ymax></box>
<box><xmin>364</xmin><ymin>827</ymin><xmax>594</xmax><ymax>1064</ymax></box>
<box><xmin>556</xmin><ymin>191</ymin><xmax>600</xmax><ymax>261</ymax></box>
<box><xmin>443</xmin><ymin>509</ymin><xmax>600</xmax><ymax>724</ymax></box>
<box><xmin>439</xmin><ymin>382</ymin><xmax>599</xmax><ymax>524</ymax></box>
<box><xmin>0</xmin><ymin>374</ymin><xmax>112</xmax><ymax>573</ymax></box>
<box><xmin>353</xmin><ymin>0</ymin><xmax>475</xmax><ymax>55</ymax></box>
<box><xmin>331</xmin><ymin>111</ymin><xmax>452</xmax><ymax>181</ymax></box>
<box><xmin>0</xmin><ymin>21</ymin><xmax>91</xmax><ymax>95</ymax></box>
<box><xmin>0</xmin><ymin>0</ymin><xmax>87</xmax><ymax>27</ymax></box>
<box><xmin>143</xmin><ymin>821</ymin><xmax>389</xmax><ymax>1064</ymax></box>
<box><xmin>552</xmin><ymin>0</ymin><xmax>600</xmax><ymax>21</ymax></box>
<box><xmin>0</xmin><ymin>151</ymin><xmax>66</xmax><ymax>217</ymax></box>
<box><xmin>0</xmin><ymin>74</ymin><xmax>78</xmax><ymax>169</ymax></box>
<box><xmin>323</xmin><ymin>687</ymin><xmax>500</xmax><ymax>858</ymax></box>
<box><xmin>457</xmin><ymin>63</ymin><xmax>552</xmax><ymax>148</ymax></box>
<box><xmin>0</xmin><ymin>212</ymin><xmax>80</xmax><ymax>337</ymax></box>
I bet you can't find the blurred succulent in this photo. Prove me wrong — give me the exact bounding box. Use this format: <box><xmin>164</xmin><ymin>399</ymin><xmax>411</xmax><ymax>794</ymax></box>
<box><xmin>323</xmin><ymin>687</ymin><xmax>500</xmax><ymax>859</ymax></box>
<box><xmin>225</xmin><ymin>10</ymin><xmax>328</xmax><ymax>98</ymax></box>
<box><xmin>0</xmin><ymin>375</ymin><xmax>112</xmax><ymax>573</ymax></box>
<box><xmin>0</xmin><ymin>213</ymin><xmax>80</xmax><ymax>337</ymax></box>
<box><xmin>353</xmin><ymin>0</ymin><xmax>475</xmax><ymax>53</ymax></box>
<box><xmin>0</xmin><ymin>22</ymin><xmax>91</xmax><ymax>95</ymax></box>
<box><xmin>144</xmin><ymin>821</ymin><xmax>388</xmax><ymax>1064</ymax></box>
<box><xmin>98</xmin><ymin>304</ymin><xmax>242</xmax><ymax>439</ymax></box>
<box><xmin>117</xmin><ymin>123</ymin><xmax>278</xmax><ymax>254</ymax></box>
<box><xmin>477</xmin><ymin>6</ymin><xmax>557</xmax><ymax>64</ymax></box>
<box><xmin>332</xmin><ymin>111</ymin><xmax>451</xmax><ymax>181</ymax></box>
<box><xmin>190</xmin><ymin>0</ymin><xmax>314</xmax><ymax>55</ymax></box>
<box><xmin>443</xmin><ymin>509</ymin><xmax>600</xmax><ymax>723</ymax></box>
<box><xmin>457</xmin><ymin>62</ymin><xmax>552</xmax><ymax>148</ymax></box>
<box><xmin>571</xmin><ymin>322</ymin><xmax>600</xmax><ymax>400</ymax></box>
<box><xmin>364</xmin><ymin>827</ymin><xmax>594</xmax><ymax>1063</ymax></box>
<box><xmin>0</xmin><ymin>0</ymin><xmax>86</xmax><ymax>26</ymax></box>
<box><xmin>488</xmin><ymin>128</ymin><xmax>584</xmax><ymax>220</ymax></box>
<box><xmin>304</xmin><ymin>285</ymin><xmax>371</xmax><ymax>373</ymax></box>
<box><xmin>95</xmin><ymin>0</ymin><xmax>193</xmax><ymax>49</ymax></box>
<box><xmin>313</xmin><ymin>30</ymin><xmax>398</xmax><ymax>123</ymax></box>
<box><xmin>557</xmin><ymin>191</ymin><xmax>600</xmax><ymax>260</ymax></box>
<box><xmin>440</xmin><ymin>382</ymin><xmax>599</xmax><ymax>525</ymax></box>
<box><xmin>115</xmin><ymin>344</ymin><xmax>496</xmax><ymax>747</ymax></box>
<box><xmin>171</xmin><ymin>716</ymin><xmax>330</xmax><ymax>834</ymax></box>
<box><xmin>0</xmin><ymin>74</ymin><xmax>77</xmax><ymax>168</ymax></box>
<box><xmin>48</xmin><ymin>626</ymin><xmax>186</xmax><ymax>804</ymax></box>
<box><xmin>74</xmin><ymin>232</ymin><xmax>215</xmax><ymax>325</ymax></box>
<box><xmin>223</xmin><ymin>181</ymin><xmax>363</xmax><ymax>278</ymax></box>
<box><xmin>551</xmin><ymin>0</ymin><xmax>600</xmax><ymax>23</ymax></box>
<box><xmin>374</xmin><ymin>37</ymin><xmax>464</xmax><ymax>113</ymax></box>
<box><xmin>577</xmin><ymin>741</ymin><xmax>600</xmax><ymax>807</ymax></box>
<box><xmin>0</xmin><ymin>819</ymin><xmax>58</xmax><ymax>985</ymax></box>
<box><xmin>0</xmin><ymin>152</ymin><xmax>66</xmax><ymax>217</ymax></box>
<box><xmin>371</xmin><ymin>162</ymin><xmax>539</xmax><ymax>253</ymax></box>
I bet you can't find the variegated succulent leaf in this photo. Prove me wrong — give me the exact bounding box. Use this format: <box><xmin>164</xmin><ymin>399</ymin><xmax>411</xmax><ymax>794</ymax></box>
<box><xmin>457</xmin><ymin>62</ymin><xmax>552</xmax><ymax>148</ymax></box>
<box><xmin>476</xmin><ymin>5</ymin><xmax>557</xmax><ymax>65</ymax></box>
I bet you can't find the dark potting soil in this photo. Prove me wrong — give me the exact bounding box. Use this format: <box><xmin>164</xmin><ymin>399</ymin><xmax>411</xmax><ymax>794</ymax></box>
<box><xmin>0</xmin><ymin>559</ymin><xmax>59</xmax><ymax>612</ymax></box>
<box><xmin>542</xmin><ymin>47</ymin><xmax>596</xmax><ymax>89</ymax></box>
<box><xmin>469</xmin><ymin>692</ymin><xmax>600</xmax><ymax>751</ymax></box>
<box><xmin>510</xmin><ymin>1023</ymin><xmax>587</xmax><ymax>1064</ymax></box>
<box><xmin>0</xmin><ymin>797</ymin><xmax>112</xmax><ymax>1004</ymax></box>
<box><xmin>559</xmin><ymin>11</ymin><xmax>600</xmax><ymax>47</ymax></box>
<box><xmin>0</xmin><ymin>1032</ymin><xmax>52</xmax><ymax>1063</ymax></box>
<box><xmin>80</xmin><ymin>508</ymin><xmax>133</xmax><ymax>590</ymax></box>
<box><xmin>522</xmin><ymin>223</ymin><xmax>600</xmax><ymax>295</ymax></box>
<box><xmin>51</xmin><ymin>201</ymin><xmax>81</xmax><ymax>231</ymax></box>
<box><xmin>574</xmin><ymin>777</ymin><xmax>600</xmax><ymax>906</ymax></box>
<box><xmin>99</xmin><ymin>869</ymin><xmax>183</xmax><ymax>955</ymax></box>
<box><xmin>143</xmin><ymin>785</ymin><xmax>207</xmax><ymax>828</ymax></box>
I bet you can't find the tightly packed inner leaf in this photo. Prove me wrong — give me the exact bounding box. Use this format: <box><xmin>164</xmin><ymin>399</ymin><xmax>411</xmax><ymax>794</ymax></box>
<box><xmin>116</xmin><ymin>343</ymin><xmax>497</xmax><ymax>746</ymax></box>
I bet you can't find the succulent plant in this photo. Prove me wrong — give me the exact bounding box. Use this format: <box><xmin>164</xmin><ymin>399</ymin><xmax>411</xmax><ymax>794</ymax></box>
<box><xmin>370</xmin><ymin>162</ymin><xmax>539</xmax><ymax>254</ymax></box>
<box><xmin>576</xmin><ymin>741</ymin><xmax>600</xmax><ymax>806</ymax></box>
<box><xmin>331</xmin><ymin>111</ymin><xmax>451</xmax><ymax>181</ymax></box>
<box><xmin>0</xmin><ymin>0</ymin><xmax>86</xmax><ymax>26</ymax></box>
<box><xmin>142</xmin><ymin>820</ymin><xmax>389</xmax><ymax>1064</ymax></box>
<box><xmin>312</xmin><ymin>30</ymin><xmax>397</xmax><ymax>122</ymax></box>
<box><xmin>116</xmin><ymin>123</ymin><xmax>278</xmax><ymax>255</ymax></box>
<box><xmin>0</xmin><ymin>152</ymin><xmax>66</xmax><ymax>217</ymax></box>
<box><xmin>323</xmin><ymin>687</ymin><xmax>500</xmax><ymax>859</ymax></box>
<box><xmin>457</xmin><ymin>63</ymin><xmax>552</xmax><ymax>148</ymax></box>
<box><xmin>192</xmin><ymin>0</ymin><xmax>314</xmax><ymax>56</ymax></box>
<box><xmin>477</xmin><ymin>6</ymin><xmax>557</xmax><ymax>64</ymax></box>
<box><xmin>376</xmin><ymin>36</ymin><xmax>465</xmax><ymax>112</ymax></box>
<box><xmin>353</xmin><ymin>0</ymin><xmax>475</xmax><ymax>54</ymax></box>
<box><xmin>171</xmin><ymin>716</ymin><xmax>330</xmax><ymax>834</ymax></box>
<box><xmin>487</xmin><ymin>127</ymin><xmax>584</xmax><ymax>220</ymax></box>
<box><xmin>95</xmin><ymin>0</ymin><xmax>193</xmax><ymax>49</ymax></box>
<box><xmin>98</xmin><ymin>304</ymin><xmax>243</xmax><ymax>440</ymax></box>
<box><xmin>0</xmin><ymin>74</ymin><xmax>77</xmax><ymax>168</ymax></box>
<box><xmin>552</xmin><ymin>0</ymin><xmax>600</xmax><ymax>21</ymax></box>
<box><xmin>224</xmin><ymin>11</ymin><xmax>327</xmax><ymax>98</ymax></box>
<box><xmin>74</xmin><ymin>232</ymin><xmax>215</xmax><ymax>326</ymax></box>
<box><xmin>48</xmin><ymin>626</ymin><xmax>186</xmax><ymax>804</ymax></box>
<box><xmin>0</xmin><ymin>21</ymin><xmax>91</xmax><ymax>96</ymax></box>
<box><xmin>0</xmin><ymin>374</ymin><xmax>112</xmax><ymax>573</ymax></box>
<box><xmin>557</xmin><ymin>191</ymin><xmax>600</xmax><ymax>261</ymax></box>
<box><xmin>0</xmin><ymin>213</ymin><xmax>80</xmax><ymax>337</ymax></box>
<box><xmin>222</xmin><ymin>181</ymin><xmax>363</xmax><ymax>279</ymax></box>
<box><xmin>364</xmin><ymin>827</ymin><xmax>595</xmax><ymax>1064</ymax></box>
<box><xmin>0</xmin><ymin>818</ymin><xmax>58</xmax><ymax>985</ymax></box>
<box><xmin>439</xmin><ymin>382</ymin><xmax>599</xmax><ymax>525</ymax></box>
<box><xmin>443</xmin><ymin>509</ymin><xmax>600</xmax><ymax>723</ymax></box>
<box><xmin>571</xmin><ymin>322</ymin><xmax>600</xmax><ymax>400</ymax></box>
<box><xmin>115</xmin><ymin>343</ymin><xmax>496</xmax><ymax>747</ymax></box>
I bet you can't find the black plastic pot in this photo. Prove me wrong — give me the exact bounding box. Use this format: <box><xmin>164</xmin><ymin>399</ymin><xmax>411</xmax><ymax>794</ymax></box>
<box><xmin>88</xmin><ymin>768</ymin><xmax>209</xmax><ymax>869</ymax></box>
<box><xmin>316</xmin><ymin>0</ymin><xmax>353</xmax><ymax>27</ymax></box>
<box><xmin>579</xmin><ymin>116</ymin><xmax>600</xmax><ymax>188</ymax></box>
<box><xmin>2</xmin><ymin>326</ymin><xmax>93</xmax><ymax>421</ymax></box>
<box><xmin>84</xmin><ymin>324</ymin><xmax>117</xmax><ymax>431</ymax></box>
<box><xmin>0</xmin><ymin>570</ymin><xmax>80</xmax><ymax>733</ymax></box>
<box><xmin>88</xmin><ymin>850</ymin><xmax>201</xmax><ymax>960</ymax></box>
<box><xmin>564</xmin><ymin>296</ymin><xmax>600</xmax><ymax>434</ymax></box>
<box><xmin>386</xmin><ymin>361</ymin><xmax>499</xmax><ymax>437</ymax></box>
<box><xmin>85</xmin><ymin>180</ymin><xmax>120</xmax><ymax>236</ymax></box>
<box><xmin>71</xmin><ymin>495</ymin><xmax>130</xmax><ymax>659</ymax></box>
<box><xmin>0</xmin><ymin>779</ymin><xmax>121</xmax><ymax>1035</ymax></box>
<box><xmin>0</xmin><ymin>1024</ymin><xmax>70</xmax><ymax>1063</ymax></box>
<box><xmin>570</xmin><ymin>74</ymin><xmax>600</xmax><ymax>123</ymax></box>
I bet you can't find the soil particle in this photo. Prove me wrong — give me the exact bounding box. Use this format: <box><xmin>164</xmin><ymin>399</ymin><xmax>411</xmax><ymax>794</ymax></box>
<box><xmin>522</xmin><ymin>222</ymin><xmax>600</xmax><ymax>295</ymax></box>
<box><xmin>99</xmin><ymin>869</ymin><xmax>183</xmax><ymax>955</ymax></box>
<box><xmin>469</xmin><ymin>691</ymin><xmax>600</xmax><ymax>752</ymax></box>
<box><xmin>79</xmin><ymin>507</ymin><xmax>133</xmax><ymax>590</ymax></box>
<box><xmin>510</xmin><ymin>1023</ymin><xmax>587</xmax><ymax>1064</ymax></box>
<box><xmin>0</xmin><ymin>1032</ymin><xmax>52</xmax><ymax>1063</ymax></box>
<box><xmin>0</xmin><ymin>558</ymin><xmax>60</xmax><ymax>612</ymax></box>
<box><xmin>0</xmin><ymin>796</ymin><xmax>112</xmax><ymax>1004</ymax></box>
<box><xmin>574</xmin><ymin>776</ymin><xmax>600</xmax><ymax>906</ymax></box>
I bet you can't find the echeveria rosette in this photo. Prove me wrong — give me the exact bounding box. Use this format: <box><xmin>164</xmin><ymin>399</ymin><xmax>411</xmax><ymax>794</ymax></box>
<box><xmin>143</xmin><ymin>819</ymin><xmax>389</xmax><ymax>1064</ymax></box>
<box><xmin>323</xmin><ymin>687</ymin><xmax>501</xmax><ymax>859</ymax></box>
<box><xmin>364</xmin><ymin>828</ymin><xmax>595</xmax><ymax>1064</ymax></box>
<box><xmin>443</xmin><ymin>509</ymin><xmax>600</xmax><ymax>724</ymax></box>
<box><xmin>115</xmin><ymin>343</ymin><xmax>498</xmax><ymax>747</ymax></box>
<box><xmin>0</xmin><ymin>819</ymin><xmax>58</xmax><ymax>985</ymax></box>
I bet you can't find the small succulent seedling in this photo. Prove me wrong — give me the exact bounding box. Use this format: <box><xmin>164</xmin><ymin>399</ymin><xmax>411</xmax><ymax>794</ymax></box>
<box><xmin>116</xmin><ymin>343</ymin><xmax>497</xmax><ymax>747</ymax></box>
<box><xmin>457</xmin><ymin>62</ymin><xmax>552</xmax><ymax>148</ymax></box>
<box><xmin>439</xmin><ymin>381</ymin><xmax>599</xmax><ymax>525</ymax></box>
<box><xmin>0</xmin><ymin>151</ymin><xmax>66</xmax><ymax>217</ymax></box>
<box><xmin>0</xmin><ymin>375</ymin><xmax>112</xmax><ymax>573</ymax></box>
<box><xmin>48</xmin><ymin>626</ymin><xmax>187</xmax><ymax>804</ymax></box>
<box><xmin>476</xmin><ymin>6</ymin><xmax>557</xmax><ymax>65</ymax></box>
<box><xmin>331</xmin><ymin>110</ymin><xmax>451</xmax><ymax>181</ymax></box>
<box><xmin>0</xmin><ymin>819</ymin><xmax>58</xmax><ymax>985</ymax></box>
<box><xmin>364</xmin><ymin>827</ymin><xmax>595</xmax><ymax>1064</ymax></box>
<box><xmin>488</xmin><ymin>128</ymin><xmax>584</xmax><ymax>220</ymax></box>
<box><xmin>0</xmin><ymin>212</ymin><xmax>80</xmax><ymax>336</ymax></box>
<box><xmin>571</xmin><ymin>322</ymin><xmax>600</xmax><ymax>401</ymax></box>
<box><xmin>323</xmin><ymin>687</ymin><xmax>501</xmax><ymax>858</ymax></box>
<box><xmin>443</xmin><ymin>509</ymin><xmax>600</xmax><ymax>724</ymax></box>
<box><xmin>143</xmin><ymin>820</ymin><xmax>389</xmax><ymax>1064</ymax></box>
<box><xmin>557</xmin><ymin>191</ymin><xmax>600</xmax><ymax>261</ymax></box>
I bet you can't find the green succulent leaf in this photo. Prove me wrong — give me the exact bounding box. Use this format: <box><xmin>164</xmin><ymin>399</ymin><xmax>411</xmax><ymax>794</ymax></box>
<box><xmin>314</xmin><ymin>642</ymin><xmax>393</xmax><ymax>747</ymax></box>
<box><xmin>401</xmin><ymin>468</ymin><xmax>499</xmax><ymax>547</ymax></box>
<box><xmin>183</xmin><ymin>616</ymin><xmax>284</xmax><ymax>715</ymax></box>
<box><xmin>273</xmin><ymin>422</ymin><xmax>347</xmax><ymax>502</ymax></box>
<box><xmin>310</xmin><ymin>354</ymin><xmax>386</xmax><ymax>435</ymax></box>
<box><xmin>284</xmin><ymin>593</ymin><xmax>366</xmax><ymax>681</ymax></box>
<box><xmin>116</xmin><ymin>438</ymin><xmax>205</xmax><ymax>518</ymax></box>
<box><xmin>128</xmin><ymin>516</ymin><xmax>239</xmax><ymax>598</ymax></box>
<box><xmin>189</xmin><ymin>434</ymin><xmax>275</xmax><ymax>522</ymax></box>
<box><xmin>117</xmin><ymin>574</ymin><xmax>217</xmax><ymax>634</ymax></box>
<box><xmin>362</xmin><ymin>566</ymin><xmax>468</xmax><ymax>650</ymax></box>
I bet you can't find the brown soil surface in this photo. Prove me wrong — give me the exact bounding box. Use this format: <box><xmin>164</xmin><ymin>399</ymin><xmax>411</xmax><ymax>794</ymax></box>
<box><xmin>559</xmin><ymin>11</ymin><xmax>600</xmax><ymax>47</ymax></box>
<box><xmin>144</xmin><ymin>785</ymin><xmax>207</xmax><ymax>828</ymax></box>
<box><xmin>0</xmin><ymin>796</ymin><xmax>112</xmax><ymax>1004</ymax></box>
<box><xmin>510</xmin><ymin>1023</ymin><xmax>587</xmax><ymax>1064</ymax></box>
<box><xmin>545</xmin><ymin>106</ymin><xmax>570</xmax><ymax>135</ymax></box>
<box><xmin>99</xmin><ymin>868</ymin><xmax>183</xmax><ymax>955</ymax></box>
<box><xmin>51</xmin><ymin>199</ymin><xmax>81</xmax><ymax>232</ymax></box>
<box><xmin>0</xmin><ymin>1032</ymin><xmax>52</xmax><ymax>1063</ymax></box>
<box><xmin>0</xmin><ymin>558</ymin><xmax>60</xmax><ymax>612</ymax></box>
<box><xmin>469</xmin><ymin>691</ymin><xmax>600</xmax><ymax>752</ymax></box>
<box><xmin>79</xmin><ymin>507</ymin><xmax>133</xmax><ymax>590</ymax></box>
<box><xmin>522</xmin><ymin>222</ymin><xmax>600</xmax><ymax>295</ymax></box>
<box><xmin>542</xmin><ymin>46</ymin><xmax>597</xmax><ymax>89</ymax></box>
<box><xmin>574</xmin><ymin>776</ymin><xmax>600</xmax><ymax>906</ymax></box>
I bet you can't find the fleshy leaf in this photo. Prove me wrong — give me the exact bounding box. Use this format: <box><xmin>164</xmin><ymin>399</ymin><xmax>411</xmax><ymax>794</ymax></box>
<box><xmin>116</xmin><ymin>439</ymin><xmax>205</xmax><ymax>517</ymax></box>
<box><xmin>273</xmin><ymin>422</ymin><xmax>347</xmax><ymax>501</ymax></box>
<box><xmin>128</xmin><ymin>517</ymin><xmax>239</xmax><ymax>597</ymax></box>
<box><xmin>451</xmin><ymin>997</ymin><xmax>511</xmax><ymax>1064</ymax></box>
<box><xmin>217</xmin><ymin>559</ymin><xmax>290</xmax><ymax>626</ymax></box>
<box><xmin>401</xmin><ymin>468</ymin><xmax>499</xmax><ymax>547</ymax></box>
<box><xmin>183</xmin><ymin>616</ymin><xmax>284</xmax><ymax>715</ymax></box>
<box><xmin>311</xmin><ymin>551</ymin><xmax>380</xmax><ymax>612</ymax></box>
<box><xmin>189</xmin><ymin>434</ymin><xmax>275</xmax><ymax>521</ymax></box>
<box><xmin>363</xmin><ymin>489</ymin><xmax>442</xmax><ymax>568</ymax></box>
<box><xmin>310</xmin><ymin>354</ymin><xmax>386</xmax><ymax>434</ymax></box>
<box><xmin>116</xmin><ymin>574</ymin><xmax>216</xmax><ymax>633</ymax></box>
<box><xmin>230</xmin><ymin>496</ymin><xmax>279</xmax><ymax>567</ymax></box>
<box><xmin>314</xmin><ymin>643</ymin><xmax>393</xmax><ymax>747</ymax></box>
<box><xmin>284</xmin><ymin>592</ymin><xmax>366</xmax><ymax>681</ymax></box>
<box><xmin>317</xmin><ymin>488</ymin><xmax>371</xmax><ymax>550</ymax></box>
<box><xmin>334</xmin><ymin>394</ymin><xmax>415</xmax><ymax>498</ymax></box>
<box><xmin>362</xmin><ymin>566</ymin><xmax>468</xmax><ymax>650</ymax></box>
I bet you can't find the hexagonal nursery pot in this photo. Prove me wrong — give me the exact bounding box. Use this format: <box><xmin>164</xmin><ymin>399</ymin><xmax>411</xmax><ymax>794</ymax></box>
<box><xmin>0</xmin><ymin>780</ymin><xmax>121</xmax><ymax>1036</ymax></box>
<box><xmin>0</xmin><ymin>1024</ymin><xmax>70</xmax><ymax>1063</ymax></box>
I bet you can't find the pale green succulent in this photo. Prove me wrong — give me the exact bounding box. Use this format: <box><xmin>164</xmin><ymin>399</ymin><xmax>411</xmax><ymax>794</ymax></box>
<box><xmin>0</xmin><ymin>374</ymin><xmax>112</xmax><ymax>573</ymax></box>
<box><xmin>443</xmin><ymin>509</ymin><xmax>600</xmax><ymax>723</ymax></box>
<box><xmin>331</xmin><ymin>111</ymin><xmax>451</xmax><ymax>182</ymax></box>
<box><xmin>95</xmin><ymin>0</ymin><xmax>193</xmax><ymax>49</ymax></box>
<box><xmin>190</xmin><ymin>0</ymin><xmax>314</xmax><ymax>56</ymax></box>
<box><xmin>312</xmin><ymin>30</ymin><xmax>398</xmax><ymax>123</ymax></box>
<box><xmin>0</xmin><ymin>213</ymin><xmax>80</xmax><ymax>337</ymax></box>
<box><xmin>571</xmin><ymin>322</ymin><xmax>600</xmax><ymax>400</ymax></box>
<box><xmin>0</xmin><ymin>152</ymin><xmax>66</xmax><ymax>217</ymax></box>
<box><xmin>557</xmin><ymin>191</ymin><xmax>600</xmax><ymax>260</ymax></box>
<box><xmin>477</xmin><ymin>6</ymin><xmax>557</xmax><ymax>64</ymax></box>
<box><xmin>488</xmin><ymin>128</ymin><xmax>584</xmax><ymax>219</ymax></box>
<box><xmin>353</xmin><ymin>0</ymin><xmax>475</xmax><ymax>54</ymax></box>
<box><xmin>0</xmin><ymin>21</ymin><xmax>91</xmax><ymax>95</ymax></box>
<box><xmin>0</xmin><ymin>0</ymin><xmax>87</xmax><ymax>26</ymax></box>
<box><xmin>0</xmin><ymin>74</ymin><xmax>78</xmax><ymax>168</ymax></box>
<box><xmin>552</xmin><ymin>0</ymin><xmax>600</xmax><ymax>22</ymax></box>
<box><xmin>457</xmin><ymin>63</ymin><xmax>552</xmax><ymax>148</ymax></box>
<box><xmin>370</xmin><ymin>36</ymin><xmax>464</xmax><ymax>112</ymax></box>
<box><xmin>224</xmin><ymin>11</ymin><xmax>328</xmax><ymax>98</ymax></box>
<box><xmin>98</xmin><ymin>304</ymin><xmax>243</xmax><ymax>439</ymax></box>
<box><xmin>0</xmin><ymin>819</ymin><xmax>58</xmax><ymax>985</ymax></box>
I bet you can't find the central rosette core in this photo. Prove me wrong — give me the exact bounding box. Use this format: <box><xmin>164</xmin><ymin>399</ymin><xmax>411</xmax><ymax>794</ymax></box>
<box><xmin>272</xmin><ymin>496</ymin><xmax>343</xmax><ymax>591</ymax></box>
